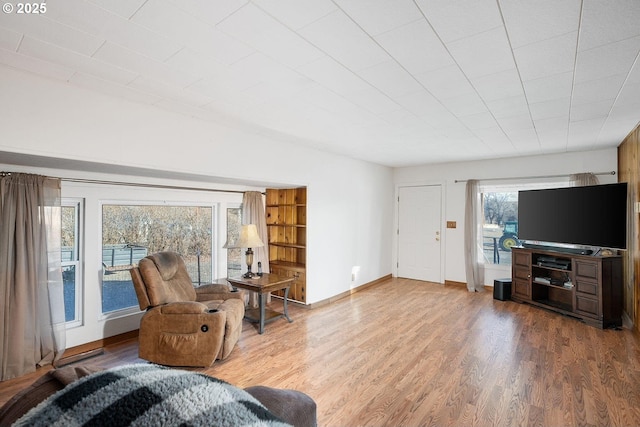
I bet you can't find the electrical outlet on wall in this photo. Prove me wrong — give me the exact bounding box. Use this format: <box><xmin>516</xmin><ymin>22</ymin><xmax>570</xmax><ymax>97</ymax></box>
<box><xmin>351</xmin><ymin>266</ymin><xmax>360</xmax><ymax>282</ymax></box>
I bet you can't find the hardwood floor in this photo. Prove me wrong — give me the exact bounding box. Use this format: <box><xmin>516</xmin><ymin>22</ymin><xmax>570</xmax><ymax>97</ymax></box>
<box><xmin>2</xmin><ymin>277</ymin><xmax>640</xmax><ymax>426</ymax></box>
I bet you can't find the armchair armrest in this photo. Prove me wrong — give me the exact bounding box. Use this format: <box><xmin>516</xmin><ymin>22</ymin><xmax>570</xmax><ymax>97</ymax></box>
<box><xmin>195</xmin><ymin>283</ymin><xmax>244</xmax><ymax>301</ymax></box>
<box><xmin>159</xmin><ymin>301</ymin><xmax>208</xmax><ymax>314</ymax></box>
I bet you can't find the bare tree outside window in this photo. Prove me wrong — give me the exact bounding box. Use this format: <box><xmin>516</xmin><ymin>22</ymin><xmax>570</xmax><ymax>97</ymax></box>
<box><xmin>482</xmin><ymin>191</ymin><xmax>518</xmax><ymax>265</ymax></box>
<box><xmin>226</xmin><ymin>207</ymin><xmax>242</xmax><ymax>277</ymax></box>
<box><xmin>484</xmin><ymin>193</ymin><xmax>517</xmax><ymax>226</ymax></box>
<box><xmin>101</xmin><ymin>205</ymin><xmax>213</xmax><ymax>313</ymax></box>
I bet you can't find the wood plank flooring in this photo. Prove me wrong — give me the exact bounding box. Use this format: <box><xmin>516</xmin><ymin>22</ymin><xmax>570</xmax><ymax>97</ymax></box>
<box><xmin>2</xmin><ymin>277</ymin><xmax>640</xmax><ymax>426</ymax></box>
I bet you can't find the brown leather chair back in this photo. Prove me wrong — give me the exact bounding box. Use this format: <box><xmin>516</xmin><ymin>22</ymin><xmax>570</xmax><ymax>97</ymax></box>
<box><xmin>130</xmin><ymin>251</ymin><xmax>197</xmax><ymax>310</ymax></box>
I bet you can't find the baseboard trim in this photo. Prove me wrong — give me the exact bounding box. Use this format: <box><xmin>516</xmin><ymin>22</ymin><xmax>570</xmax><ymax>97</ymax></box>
<box><xmin>307</xmin><ymin>274</ymin><xmax>393</xmax><ymax>309</ymax></box>
<box><xmin>444</xmin><ymin>280</ymin><xmax>466</xmax><ymax>288</ymax></box>
<box><xmin>57</xmin><ymin>330</ymin><xmax>139</xmax><ymax>365</ymax></box>
<box><xmin>444</xmin><ymin>280</ymin><xmax>495</xmax><ymax>293</ymax></box>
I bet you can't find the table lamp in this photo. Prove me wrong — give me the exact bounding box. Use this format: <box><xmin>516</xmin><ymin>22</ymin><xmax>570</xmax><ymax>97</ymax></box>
<box><xmin>224</xmin><ymin>224</ymin><xmax>264</xmax><ymax>278</ymax></box>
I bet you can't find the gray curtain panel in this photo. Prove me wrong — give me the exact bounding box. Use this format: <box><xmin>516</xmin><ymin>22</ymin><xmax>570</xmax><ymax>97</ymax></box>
<box><xmin>570</xmin><ymin>172</ymin><xmax>599</xmax><ymax>186</ymax></box>
<box><xmin>0</xmin><ymin>173</ymin><xmax>65</xmax><ymax>380</ymax></box>
<box><xmin>464</xmin><ymin>179</ymin><xmax>485</xmax><ymax>292</ymax></box>
<box><xmin>242</xmin><ymin>191</ymin><xmax>270</xmax><ymax>307</ymax></box>
<box><xmin>242</xmin><ymin>191</ymin><xmax>270</xmax><ymax>274</ymax></box>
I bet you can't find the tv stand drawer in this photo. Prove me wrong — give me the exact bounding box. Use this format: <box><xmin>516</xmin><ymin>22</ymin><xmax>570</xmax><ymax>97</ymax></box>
<box><xmin>575</xmin><ymin>260</ymin><xmax>599</xmax><ymax>280</ymax></box>
<box><xmin>576</xmin><ymin>295</ymin><xmax>599</xmax><ymax>317</ymax></box>
<box><xmin>575</xmin><ymin>279</ymin><xmax>598</xmax><ymax>296</ymax></box>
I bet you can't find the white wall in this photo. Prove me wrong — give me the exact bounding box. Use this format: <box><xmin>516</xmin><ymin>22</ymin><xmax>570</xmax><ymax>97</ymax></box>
<box><xmin>0</xmin><ymin>66</ymin><xmax>394</xmax><ymax>346</ymax></box>
<box><xmin>393</xmin><ymin>149</ymin><xmax>619</xmax><ymax>286</ymax></box>
<box><xmin>307</xmin><ymin>158</ymin><xmax>394</xmax><ymax>300</ymax></box>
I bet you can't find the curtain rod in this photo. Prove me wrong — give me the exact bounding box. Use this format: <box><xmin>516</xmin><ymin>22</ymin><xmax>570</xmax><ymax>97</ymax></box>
<box><xmin>2</xmin><ymin>172</ymin><xmax>262</xmax><ymax>194</ymax></box>
<box><xmin>454</xmin><ymin>171</ymin><xmax>616</xmax><ymax>184</ymax></box>
<box><xmin>61</xmin><ymin>177</ymin><xmax>264</xmax><ymax>194</ymax></box>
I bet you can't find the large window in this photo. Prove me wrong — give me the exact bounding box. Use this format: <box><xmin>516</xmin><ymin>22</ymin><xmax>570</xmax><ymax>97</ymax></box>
<box><xmin>481</xmin><ymin>181</ymin><xmax>568</xmax><ymax>266</ymax></box>
<box><xmin>101</xmin><ymin>204</ymin><xmax>214</xmax><ymax>314</ymax></box>
<box><xmin>62</xmin><ymin>199</ymin><xmax>82</xmax><ymax>327</ymax></box>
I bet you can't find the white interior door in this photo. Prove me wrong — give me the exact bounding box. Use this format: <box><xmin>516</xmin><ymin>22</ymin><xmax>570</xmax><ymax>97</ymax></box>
<box><xmin>397</xmin><ymin>185</ymin><xmax>442</xmax><ymax>282</ymax></box>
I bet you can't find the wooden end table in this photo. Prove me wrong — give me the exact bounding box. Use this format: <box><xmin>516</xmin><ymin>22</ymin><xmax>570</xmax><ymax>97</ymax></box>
<box><xmin>226</xmin><ymin>273</ymin><xmax>294</xmax><ymax>334</ymax></box>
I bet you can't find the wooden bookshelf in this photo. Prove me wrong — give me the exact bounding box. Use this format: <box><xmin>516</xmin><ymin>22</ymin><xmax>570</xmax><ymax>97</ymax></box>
<box><xmin>266</xmin><ymin>187</ymin><xmax>306</xmax><ymax>303</ymax></box>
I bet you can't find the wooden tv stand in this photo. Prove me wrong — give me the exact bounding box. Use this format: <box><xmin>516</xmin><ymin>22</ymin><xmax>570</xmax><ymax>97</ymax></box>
<box><xmin>511</xmin><ymin>246</ymin><xmax>623</xmax><ymax>329</ymax></box>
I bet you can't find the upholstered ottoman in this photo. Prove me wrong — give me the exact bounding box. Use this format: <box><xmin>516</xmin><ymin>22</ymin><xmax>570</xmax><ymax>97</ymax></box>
<box><xmin>0</xmin><ymin>364</ymin><xmax>317</xmax><ymax>427</ymax></box>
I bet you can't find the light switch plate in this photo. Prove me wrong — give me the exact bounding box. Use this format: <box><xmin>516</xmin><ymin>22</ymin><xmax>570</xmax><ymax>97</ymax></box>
<box><xmin>446</xmin><ymin>221</ymin><xmax>456</xmax><ymax>228</ymax></box>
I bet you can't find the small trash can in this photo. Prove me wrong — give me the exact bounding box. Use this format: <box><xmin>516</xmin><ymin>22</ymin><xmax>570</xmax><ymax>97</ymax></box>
<box><xmin>493</xmin><ymin>278</ymin><xmax>511</xmax><ymax>301</ymax></box>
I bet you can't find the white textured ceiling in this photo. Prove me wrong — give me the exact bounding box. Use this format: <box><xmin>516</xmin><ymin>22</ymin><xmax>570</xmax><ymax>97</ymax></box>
<box><xmin>1</xmin><ymin>0</ymin><xmax>639</xmax><ymax>167</ymax></box>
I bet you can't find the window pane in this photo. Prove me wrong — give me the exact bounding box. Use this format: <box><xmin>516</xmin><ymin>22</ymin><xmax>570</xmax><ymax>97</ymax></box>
<box><xmin>61</xmin><ymin>205</ymin><xmax>76</xmax><ymax>260</ymax></box>
<box><xmin>61</xmin><ymin>203</ymin><xmax>80</xmax><ymax>324</ymax></box>
<box><xmin>63</xmin><ymin>265</ymin><xmax>76</xmax><ymax>322</ymax></box>
<box><xmin>226</xmin><ymin>207</ymin><xmax>242</xmax><ymax>277</ymax></box>
<box><xmin>102</xmin><ymin>205</ymin><xmax>213</xmax><ymax>313</ymax></box>
<box><xmin>482</xmin><ymin>191</ymin><xmax>518</xmax><ymax>266</ymax></box>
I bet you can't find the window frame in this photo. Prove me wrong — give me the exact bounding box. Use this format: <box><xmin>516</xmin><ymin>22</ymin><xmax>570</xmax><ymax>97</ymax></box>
<box><xmin>98</xmin><ymin>199</ymin><xmax>217</xmax><ymax>321</ymax></box>
<box><xmin>226</xmin><ymin>204</ymin><xmax>243</xmax><ymax>278</ymax></box>
<box><xmin>62</xmin><ymin>198</ymin><xmax>83</xmax><ymax>329</ymax></box>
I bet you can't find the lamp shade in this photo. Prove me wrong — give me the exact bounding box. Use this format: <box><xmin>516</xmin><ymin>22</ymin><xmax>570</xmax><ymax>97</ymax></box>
<box><xmin>224</xmin><ymin>224</ymin><xmax>264</xmax><ymax>249</ymax></box>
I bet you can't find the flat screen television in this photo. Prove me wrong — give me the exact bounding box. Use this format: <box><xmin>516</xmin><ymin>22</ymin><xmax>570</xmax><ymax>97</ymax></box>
<box><xmin>518</xmin><ymin>182</ymin><xmax>628</xmax><ymax>252</ymax></box>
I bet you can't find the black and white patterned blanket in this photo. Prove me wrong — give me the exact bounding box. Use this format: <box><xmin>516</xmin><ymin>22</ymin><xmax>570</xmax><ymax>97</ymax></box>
<box><xmin>14</xmin><ymin>364</ymin><xmax>292</xmax><ymax>427</ymax></box>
